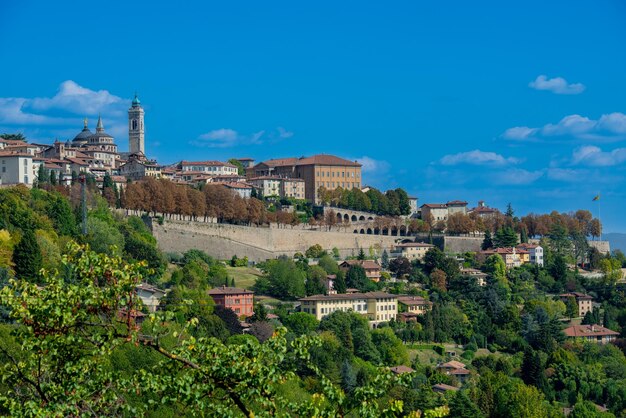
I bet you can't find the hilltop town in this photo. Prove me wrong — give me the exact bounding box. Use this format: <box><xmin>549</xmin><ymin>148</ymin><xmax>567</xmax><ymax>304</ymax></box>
<box><xmin>1</xmin><ymin>96</ymin><xmax>625</xmax><ymax>417</ymax></box>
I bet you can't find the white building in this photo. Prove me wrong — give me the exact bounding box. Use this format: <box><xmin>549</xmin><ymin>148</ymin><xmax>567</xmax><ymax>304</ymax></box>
<box><xmin>179</xmin><ymin>160</ymin><xmax>238</xmax><ymax>176</ymax></box>
<box><xmin>248</xmin><ymin>176</ymin><xmax>281</xmax><ymax>197</ymax></box>
<box><xmin>517</xmin><ymin>244</ymin><xmax>544</xmax><ymax>267</ymax></box>
<box><xmin>0</xmin><ymin>152</ymin><xmax>34</xmax><ymax>186</ymax></box>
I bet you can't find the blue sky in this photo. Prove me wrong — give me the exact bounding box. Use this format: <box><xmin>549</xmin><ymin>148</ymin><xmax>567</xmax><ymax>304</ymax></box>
<box><xmin>1</xmin><ymin>1</ymin><xmax>626</xmax><ymax>232</ymax></box>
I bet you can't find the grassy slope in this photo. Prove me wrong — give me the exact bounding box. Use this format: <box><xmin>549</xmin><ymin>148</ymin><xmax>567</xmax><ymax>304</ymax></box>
<box><xmin>224</xmin><ymin>265</ymin><xmax>263</xmax><ymax>290</ymax></box>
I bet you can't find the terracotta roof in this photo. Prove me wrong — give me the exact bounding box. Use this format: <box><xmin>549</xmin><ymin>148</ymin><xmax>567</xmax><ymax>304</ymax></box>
<box><xmin>517</xmin><ymin>243</ymin><xmax>540</xmax><ymax>250</ymax></box>
<box><xmin>439</xmin><ymin>360</ymin><xmax>466</xmax><ymax>369</ymax></box>
<box><xmin>559</xmin><ymin>292</ymin><xmax>592</xmax><ymax>300</ymax></box>
<box><xmin>421</xmin><ymin>203</ymin><xmax>447</xmax><ymax>209</ymax></box>
<box><xmin>389</xmin><ymin>365</ymin><xmax>415</xmax><ymax>374</ymax></box>
<box><xmin>208</xmin><ymin>286</ymin><xmax>254</xmax><ymax>295</ymax></box>
<box><xmin>481</xmin><ymin>247</ymin><xmax>528</xmax><ymax>255</ymax></box>
<box><xmin>340</xmin><ymin>260</ymin><xmax>381</xmax><ymax>270</ymax></box>
<box><xmin>180</xmin><ymin>160</ymin><xmax>236</xmax><ymax>168</ymax></box>
<box><xmin>260</xmin><ymin>157</ymin><xmax>300</xmax><ymax>168</ymax></box>
<box><xmin>294</xmin><ymin>154</ymin><xmax>361</xmax><ymax>167</ymax></box>
<box><xmin>300</xmin><ymin>291</ymin><xmax>397</xmax><ymax>302</ymax></box>
<box><xmin>446</xmin><ymin>200</ymin><xmax>468</xmax><ymax>205</ymax></box>
<box><xmin>249</xmin><ymin>176</ymin><xmax>282</xmax><ymax>181</ymax></box>
<box><xmin>136</xmin><ymin>283</ymin><xmax>166</xmax><ymax>295</ymax></box>
<box><xmin>223</xmin><ymin>182</ymin><xmax>252</xmax><ymax>189</ymax></box>
<box><xmin>0</xmin><ymin>151</ymin><xmax>32</xmax><ymax>157</ymax></box>
<box><xmin>397</xmin><ymin>296</ymin><xmax>432</xmax><ymax>306</ymax></box>
<box><xmin>563</xmin><ymin>324</ymin><xmax>618</xmax><ymax>338</ymax></box>
<box><xmin>449</xmin><ymin>368</ymin><xmax>471</xmax><ymax>375</ymax></box>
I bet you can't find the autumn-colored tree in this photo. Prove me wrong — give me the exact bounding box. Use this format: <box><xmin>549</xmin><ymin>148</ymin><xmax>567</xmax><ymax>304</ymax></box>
<box><xmin>325</xmin><ymin>209</ymin><xmax>338</xmax><ymax>231</ymax></box>
<box><xmin>431</xmin><ymin>268</ymin><xmax>447</xmax><ymax>292</ymax></box>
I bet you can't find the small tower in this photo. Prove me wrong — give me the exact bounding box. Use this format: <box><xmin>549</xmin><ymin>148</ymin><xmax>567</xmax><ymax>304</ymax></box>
<box><xmin>128</xmin><ymin>93</ymin><xmax>145</xmax><ymax>155</ymax></box>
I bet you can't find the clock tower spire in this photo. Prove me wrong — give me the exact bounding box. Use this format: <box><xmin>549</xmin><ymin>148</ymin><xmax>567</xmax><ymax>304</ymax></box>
<box><xmin>128</xmin><ymin>92</ymin><xmax>145</xmax><ymax>155</ymax></box>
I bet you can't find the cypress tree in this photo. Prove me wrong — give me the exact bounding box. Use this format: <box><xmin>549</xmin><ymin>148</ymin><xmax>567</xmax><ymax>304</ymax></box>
<box><xmin>482</xmin><ymin>231</ymin><xmax>493</xmax><ymax>250</ymax></box>
<box><xmin>13</xmin><ymin>229</ymin><xmax>42</xmax><ymax>281</ymax></box>
<box><xmin>381</xmin><ymin>249</ymin><xmax>389</xmax><ymax>269</ymax></box>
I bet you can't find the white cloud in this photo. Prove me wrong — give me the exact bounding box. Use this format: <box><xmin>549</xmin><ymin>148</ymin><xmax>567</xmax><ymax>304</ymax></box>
<box><xmin>193</xmin><ymin>126</ymin><xmax>293</xmax><ymax>148</ymax></box>
<box><xmin>440</xmin><ymin>149</ymin><xmax>521</xmax><ymax>166</ymax></box>
<box><xmin>529</xmin><ymin>75</ymin><xmax>585</xmax><ymax>95</ymax></box>
<box><xmin>0</xmin><ymin>80</ymin><xmax>130</xmax><ymax>147</ymax></box>
<box><xmin>29</xmin><ymin>80</ymin><xmax>126</xmax><ymax>116</ymax></box>
<box><xmin>571</xmin><ymin>145</ymin><xmax>626</xmax><ymax>167</ymax></box>
<box><xmin>0</xmin><ymin>98</ymin><xmax>71</xmax><ymax>125</ymax></box>
<box><xmin>355</xmin><ymin>156</ymin><xmax>390</xmax><ymax>173</ymax></box>
<box><xmin>546</xmin><ymin>168</ymin><xmax>585</xmax><ymax>182</ymax></box>
<box><xmin>276</xmin><ymin>127</ymin><xmax>294</xmax><ymax>138</ymax></box>
<box><xmin>491</xmin><ymin>168</ymin><xmax>544</xmax><ymax>185</ymax></box>
<box><xmin>194</xmin><ymin>129</ymin><xmax>266</xmax><ymax>148</ymax></box>
<box><xmin>502</xmin><ymin>112</ymin><xmax>626</xmax><ymax>142</ymax></box>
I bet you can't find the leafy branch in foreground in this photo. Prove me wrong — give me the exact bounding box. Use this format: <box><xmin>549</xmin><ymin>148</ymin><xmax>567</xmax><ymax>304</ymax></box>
<box><xmin>0</xmin><ymin>243</ymin><xmax>448</xmax><ymax>417</ymax></box>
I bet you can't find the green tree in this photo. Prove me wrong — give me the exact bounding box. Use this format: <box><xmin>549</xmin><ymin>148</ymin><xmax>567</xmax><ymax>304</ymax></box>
<box><xmin>283</xmin><ymin>312</ymin><xmax>319</xmax><ymax>335</ymax></box>
<box><xmin>84</xmin><ymin>217</ymin><xmax>125</xmax><ymax>256</ymax></box>
<box><xmin>381</xmin><ymin>249</ymin><xmax>389</xmax><ymax>269</ymax></box>
<box><xmin>345</xmin><ymin>265</ymin><xmax>367</xmax><ymax>290</ymax></box>
<box><xmin>449</xmin><ymin>390</ymin><xmax>484</xmax><ymax>418</ymax></box>
<box><xmin>306</xmin><ymin>265</ymin><xmax>328</xmax><ymax>295</ymax></box>
<box><xmin>494</xmin><ymin>226</ymin><xmax>518</xmax><ymax>248</ymax></box>
<box><xmin>357</xmin><ymin>248</ymin><xmax>366</xmax><ymax>260</ymax></box>
<box><xmin>334</xmin><ymin>271</ymin><xmax>347</xmax><ymax>294</ymax></box>
<box><xmin>318</xmin><ymin>254</ymin><xmax>339</xmax><ymax>275</ymax></box>
<box><xmin>227</xmin><ymin>158</ymin><xmax>245</xmax><ymax>175</ymax></box>
<box><xmin>565</xmin><ymin>296</ymin><xmax>579</xmax><ymax>319</ymax></box>
<box><xmin>482</xmin><ymin>230</ymin><xmax>493</xmax><ymax>250</ymax></box>
<box><xmin>305</xmin><ymin>244</ymin><xmax>326</xmax><ymax>259</ymax></box>
<box><xmin>12</xmin><ymin>229</ymin><xmax>42</xmax><ymax>281</ymax></box>
<box><xmin>49</xmin><ymin>170</ymin><xmax>57</xmax><ymax>186</ymax></box>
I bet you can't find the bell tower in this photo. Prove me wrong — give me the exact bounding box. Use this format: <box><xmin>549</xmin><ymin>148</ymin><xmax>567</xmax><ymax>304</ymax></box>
<box><xmin>128</xmin><ymin>93</ymin><xmax>145</xmax><ymax>155</ymax></box>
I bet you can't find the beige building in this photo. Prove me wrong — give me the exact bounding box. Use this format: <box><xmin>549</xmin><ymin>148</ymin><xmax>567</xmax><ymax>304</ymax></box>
<box><xmin>281</xmin><ymin>178</ymin><xmax>305</xmax><ymax>200</ymax></box>
<box><xmin>250</xmin><ymin>154</ymin><xmax>362</xmax><ymax>202</ymax></box>
<box><xmin>420</xmin><ymin>204</ymin><xmax>448</xmax><ymax>221</ymax></box>
<box><xmin>299</xmin><ymin>291</ymin><xmax>397</xmax><ymax>327</ymax></box>
<box><xmin>564</xmin><ymin>324</ymin><xmax>618</xmax><ymax>344</ymax></box>
<box><xmin>339</xmin><ymin>260</ymin><xmax>382</xmax><ymax>282</ymax></box>
<box><xmin>559</xmin><ymin>292</ymin><xmax>593</xmax><ymax>317</ymax></box>
<box><xmin>397</xmin><ymin>295</ymin><xmax>432</xmax><ymax>315</ymax></box>
<box><xmin>390</xmin><ymin>242</ymin><xmax>435</xmax><ymax>261</ymax></box>
<box><xmin>481</xmin><ymin>247</ymin><xmax>527</xmax><ymax>269</ymax></box>
<box><xmin>248</xmin><ymin>176</ymin><xmax>281</xmax><ymax>197</ymax></box>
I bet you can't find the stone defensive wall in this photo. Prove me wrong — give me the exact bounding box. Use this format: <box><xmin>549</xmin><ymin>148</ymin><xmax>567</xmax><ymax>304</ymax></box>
<box><xmin>152</xmin><ymin>219</ymin><xmax>402</xmax><ymax>262</ymax></box>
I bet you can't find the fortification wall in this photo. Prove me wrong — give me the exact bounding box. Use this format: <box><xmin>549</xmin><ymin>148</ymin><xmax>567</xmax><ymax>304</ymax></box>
<box><xmin>443</xmin><ymin>236</ymin><xmax>484</xmax><ymax>253</ymax></box>
<box><xmin>153</xmin><ymin>220</ymin><xmax>401</xmax><ymax>261</ymax></box>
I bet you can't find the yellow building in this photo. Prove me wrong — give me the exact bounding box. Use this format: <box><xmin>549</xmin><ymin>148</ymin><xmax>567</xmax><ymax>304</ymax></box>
<box><xmin>391</xmin><ymin>242</ymin><xmax>435</xmax><ymax>261</ymax></box>
<box><xmin>299</xmin><ymin>291</ymin><xmax>397</xmax><ymax>327</ymax></box>
<box><xmin>250</xmin><ymin>154</ymin><xmax>362</xmax><ymax>202</ymax></box>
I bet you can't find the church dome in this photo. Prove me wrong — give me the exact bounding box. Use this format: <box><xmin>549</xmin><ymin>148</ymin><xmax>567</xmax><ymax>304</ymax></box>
<box><xmin>132</xmin><ymin>93</ymin><xmax>141</xmax><ymax>107</ymax></box>
<box><xmin>73</xmin><ymin>118</ymin><xmax>92</xmax><ymax>144</ymax></box>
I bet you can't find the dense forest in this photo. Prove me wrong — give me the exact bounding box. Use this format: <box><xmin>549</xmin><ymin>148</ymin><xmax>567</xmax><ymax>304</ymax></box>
<box><xmin>0</xmin><ymin>184</ymin><xmax>625</xmax><ymax>416</ymax></box>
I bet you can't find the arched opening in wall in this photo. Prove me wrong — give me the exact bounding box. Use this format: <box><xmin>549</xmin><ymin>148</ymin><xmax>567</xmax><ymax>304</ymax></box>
<box><xmin>400</xmin><ymin>225</ymin><xmax>407</xmax><ymax>236</ymax></box>
<box><xmin>360</xmin><ymin>229</ymin><xmax>365</xmax><ymax>234</ymax></box>
<box><xmin>367</xmin><ymin>216</ymin><xmax>373</xmax><ymax>221</ymax></box>
<box><xmin>391</xmin><ymin>227</ymin><xmax>398</xmax><ymax>236</ymax></box>
<box><xmin>353</xmin><ymin>229</ymin><xmax>358</xmax><ymax>234</ymax></box>
<box><xmin>382</xmin><ymin>227</ymin><xmax>389</xmax><ymax>235</ymax></box>
<box><xmin>351</xmin><ymin>215</ymin><xmax>357</xmax><ymax>222</ymax></box>
<box><xmin>344</xmin><ymin>214</ymin><xmax>349</xmax><ymax>221</ymax></box>
<box><xmin>374</xmin><ymin>227</ymin><xmax>380</xmax><ymax>235</ymax></box>
<box><xmin>359</xmin><ymin>215</ymin><xmax>365</xmax><ymax>221</ymax></box>
<box><xmin>336</xmin><ymin>213</ymin><xmax>343</xmax><ymax>221</ymax></box>
<box><xmin>367</xmin><ymin>228</ymin><xmax>373</xmax><ymax>235</ymax></box>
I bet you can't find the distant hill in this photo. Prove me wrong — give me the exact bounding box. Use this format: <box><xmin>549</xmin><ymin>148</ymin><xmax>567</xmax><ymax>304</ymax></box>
<box><xmin>604</xmin><ymin>233</ymin><xmax>626</xmax><ymax>252</ymax></box>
